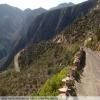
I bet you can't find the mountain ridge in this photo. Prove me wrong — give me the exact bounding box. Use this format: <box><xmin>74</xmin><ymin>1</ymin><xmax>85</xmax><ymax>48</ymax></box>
<box><xmin>0</xmin><ymin>5</ymin><xmax>47</xmax><ymax>70</ymax></box>
<box><xmin>50</xmin><ymin>2</ymin><xmax>74</xmax><ymax>10</ymax></box>
<box><xmin>27</xmin><ymin>0</ymin><xmax>96</xmax><ymax>43</ymax></box>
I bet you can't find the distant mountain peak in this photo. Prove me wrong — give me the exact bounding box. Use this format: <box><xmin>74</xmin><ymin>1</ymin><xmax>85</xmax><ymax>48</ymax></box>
<box><xmin>38</xmin><ymin>7</ymin><xmax>46</xmax><ymax>10</ymax></box>
<box><xmin>33</xmin><ymin>7</ymin><xmax>47</xmax><ymax>12</ymax></box>
<box><xmin>50</xmin><ymin>2</ymin><xmax>74</xmax><ymax>10</ymax></box>
<box><xmin>24</xmin><ymin>8</ymin><xmax>32</xmax><ymax>12</ymax></box>
<box><xmin>0</xmin><ymin>4</ymin><xmax>22</xmax><ymax>11</ymax></box>
<box><xmin>0</xmin><ymin>4</ymin><xmax>11</xmax><ymax>7</ymax></box>
<box><xmin>58</xmin><ymin>2</ymin><xmax>74</xmax><ymax>6</ymax></box>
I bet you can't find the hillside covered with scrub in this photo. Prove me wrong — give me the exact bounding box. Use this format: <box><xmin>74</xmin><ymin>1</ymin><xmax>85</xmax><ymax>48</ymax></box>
<box><xmin>0</xmin><ymin>0</ymin><xmax>99</xmax><ymax>96</ymax></box>
<box><xmin>37</xmin><ymin>0</ymin><xmax>100</xmax><ymax>96</ymax></box>
<box><xmin>0</xmin><ymin>42</ymin><xmax>79</xmax><ymax>96</ymax></box>
<box><xmin>58</xmin><ymin>1</ymin><xmax>100</xmax><ymax>50</ymax></box>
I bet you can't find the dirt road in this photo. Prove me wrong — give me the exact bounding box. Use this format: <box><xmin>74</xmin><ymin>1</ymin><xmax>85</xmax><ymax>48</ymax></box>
<box><xmin>76</xmin><ymin>48</ymin><xmax>100</xmax><ymax>96</ymax></box>
<box><xmin>14</xmin><ymin>52</ymin><xmax>21</xmax><ymax>72</ymax></box>
<box><xmin>14</xmin><ymin>49</ymin><xmax>24</xmax><ymax>72</ymax></box>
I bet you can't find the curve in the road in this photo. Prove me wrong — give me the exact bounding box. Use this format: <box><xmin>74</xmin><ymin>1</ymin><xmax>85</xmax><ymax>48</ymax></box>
<box><xmin>14</xmin><ymin>49</ymin><xmax>24</xmax><ymax>72</ymax></box>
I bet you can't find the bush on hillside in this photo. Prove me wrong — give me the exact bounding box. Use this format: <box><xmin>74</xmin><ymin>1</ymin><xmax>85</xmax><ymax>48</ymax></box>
<box><xmin>38</xmin><ymin>67</ymin><xmax>70</xmax><ymax>96</ymax></box>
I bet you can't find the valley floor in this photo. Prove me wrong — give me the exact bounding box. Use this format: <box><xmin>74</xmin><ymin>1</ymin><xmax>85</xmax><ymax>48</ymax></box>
<box><xmin>76</xmin><ymin>48</ymin><xmax>100</xmax><ymax>96</ymax></box>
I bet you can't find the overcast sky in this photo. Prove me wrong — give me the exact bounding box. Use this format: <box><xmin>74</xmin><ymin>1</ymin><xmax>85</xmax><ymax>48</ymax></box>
<box><xmin>0</xmin><ymin>0</ymin><xmax>88</xmax><ymax>10</ymax></box>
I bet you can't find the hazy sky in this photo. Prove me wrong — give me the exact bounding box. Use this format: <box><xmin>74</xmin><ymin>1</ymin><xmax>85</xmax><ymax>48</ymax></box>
<box><xmin>0</xmin><ymin>0</ymin><xmax>87</xmax><ymax>10</ymax></box>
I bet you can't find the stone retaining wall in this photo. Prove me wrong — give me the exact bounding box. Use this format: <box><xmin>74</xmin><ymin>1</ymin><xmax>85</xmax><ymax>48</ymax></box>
<box><xmin>58</xmin><ymin>48</ymin><xmax>86</xmax><ymax>96</ymax></box>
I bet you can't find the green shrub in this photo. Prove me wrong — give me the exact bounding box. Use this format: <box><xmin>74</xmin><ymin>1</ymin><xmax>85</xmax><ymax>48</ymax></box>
<box><xmin>38</xmin><ymin>67</ymin><xmax>70</xmax><ymax>96</ymax></box>
<box><xmin>69</xmin><ymin>44</ymin><xmax>80</xmax><ymax>55</ymax></box>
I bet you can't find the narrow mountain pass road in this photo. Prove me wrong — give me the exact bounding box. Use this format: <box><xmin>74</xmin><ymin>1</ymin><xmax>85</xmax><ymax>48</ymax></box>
<box><xmin>76</xmin><ymin>48</ymin><xmax>100</xmax><ymax>96</ymax></box>
<box><xmin>14</xmin><ymin>49</ymin><xmax>24</xmax><ymax>72</ymax></box>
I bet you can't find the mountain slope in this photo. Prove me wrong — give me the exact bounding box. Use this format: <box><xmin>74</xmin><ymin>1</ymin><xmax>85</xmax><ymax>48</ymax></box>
<box><xmin>27</xmin><ymin>0</ymin><xmax>96</xmax><ymax>43</ymax></box>
<box><xmin>0</xmin><ymin>0</ymin><xmax>96</xmax><ymax>70</ymax></box>
<box><xmin>0</xmin><ymin>6</ymin><xmax>46</xmax><ymax>70</ymax></box>
<box><xmin>17</xmin><ymin>8</ymin><xmax>47</xmax><ymax>47</ymax></box>
<box><xmin>0</xmin><ymin>4</ymin><xmax>24</xmax><ymax>60</ymax></box>
<box><xmin>0</xmin><ymin>42</ymin><xmax>80</xmax><ymax>96</ymax></box>
<box><xmin>0</xmin><ymin>0</ymin><xmax>99</xmax><ymax>96</ymax></box>
<box><xmin>38</xmin><ymin>0</ymin><xmax>100</xmax><ymax>96</ymax></box>
<box><xmin>55</xmin><ymin>0</ymin><xmax>100</xmax><ymax>45</ymax></box>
